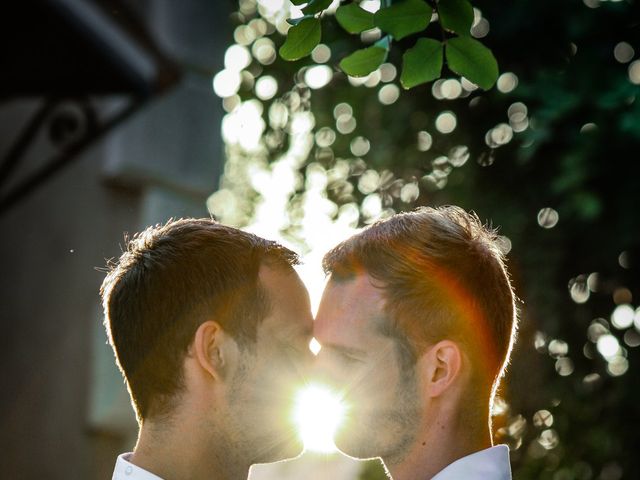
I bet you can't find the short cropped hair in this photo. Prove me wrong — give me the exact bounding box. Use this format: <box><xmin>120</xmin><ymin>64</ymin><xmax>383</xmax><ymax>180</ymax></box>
<box><xmin>323</xmin><ymin>206</ymin><xmax>517</xmax><ymax>394</ymax></box>
<box><xmin>100</xmin><ymin>218</ymin><xmax>299</xmax><ymax>422</ymax></box>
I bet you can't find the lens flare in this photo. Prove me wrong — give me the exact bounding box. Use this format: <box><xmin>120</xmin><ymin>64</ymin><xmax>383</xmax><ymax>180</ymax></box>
<box><xmin>293</xmin><ymin>384</ymin><xmax>345</xmax><ymax>453</ymax></box>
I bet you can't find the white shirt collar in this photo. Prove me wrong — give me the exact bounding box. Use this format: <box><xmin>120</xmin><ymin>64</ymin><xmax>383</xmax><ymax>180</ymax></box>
<box><xmin>112</xmin><ymin>453</ymin><xmax>164</xmax><ymax>480</ymax></box>
<box><xmin>431</xmin><ymin>445</ymin><xmax>511</xmax><ymax>480</ymax></box>
<box><xmin>111</xmin><ymin>446</ymin><xmax>510</xmax><ymax>480</ymax></box>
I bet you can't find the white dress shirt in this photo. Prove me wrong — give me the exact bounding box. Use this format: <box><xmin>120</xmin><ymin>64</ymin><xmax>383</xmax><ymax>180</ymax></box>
<box><xmin>431</xmin><ymin>445</ymin><xmax>512</xmax><ymax>480</ymax></box>
<box><xmin>112</xmin><ymin>453</ymin><xmax>164</xmax><ymax>480</ymax></box>
<box><xmin>111</xmin><ymin>446</ymin><xmax>510</xmax><ymax>480</ymax></box>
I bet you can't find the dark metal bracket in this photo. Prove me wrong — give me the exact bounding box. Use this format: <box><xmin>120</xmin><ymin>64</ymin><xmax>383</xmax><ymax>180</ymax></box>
<box><xmin>0</xmin><ymin>96</ymin><xmax>144</xmax><ymax>216</ymax></box>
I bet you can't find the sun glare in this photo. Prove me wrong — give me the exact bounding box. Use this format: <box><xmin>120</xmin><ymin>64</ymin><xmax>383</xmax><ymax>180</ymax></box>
<box><xmin>309</xmin><ymin>337</ymin><xmax>322</xmax><ymax>356</ymax></box>
<box><xmin>293</xmin><ymin>384</ymin><xmax>345</xmax><ymax>453</ymax></box>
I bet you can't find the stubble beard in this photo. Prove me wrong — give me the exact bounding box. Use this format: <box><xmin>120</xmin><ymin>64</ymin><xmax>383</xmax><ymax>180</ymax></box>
<box><xmin>227</xmin><ymin>353</ymin><xmax>302</xmax><ymax>465</ymax></box>
<box><xmin>213</xmin><ymin>355</ymin><xmax>254</xmax><ymax>472</ymax></box>
<box><xmin>336</xmin><ymin>364</ymin><xmax>421</xmax><ymax>463</ymax></box>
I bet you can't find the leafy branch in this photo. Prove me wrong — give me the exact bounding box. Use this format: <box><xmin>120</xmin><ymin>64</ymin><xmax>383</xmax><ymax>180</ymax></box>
<box><xmin>279</xmin><ymin>0</ymin><xmax>499</xmax><ymax>90</ymax></box>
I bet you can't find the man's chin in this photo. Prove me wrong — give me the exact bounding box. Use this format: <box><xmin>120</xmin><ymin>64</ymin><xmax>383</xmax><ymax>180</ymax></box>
<box><xmin>253</xmin><ymin>434</ymin><xmax>305</xmax><ymax>465</ymax></box>
<box><xmin>333</xmin><ymin>427</ymin><xmax>378</xmax><ymax>461</ymax></box>
<box><xmin>277</xmin><ymin>436</ymin><xmax>305</xmax><ymax>461</ymax></box>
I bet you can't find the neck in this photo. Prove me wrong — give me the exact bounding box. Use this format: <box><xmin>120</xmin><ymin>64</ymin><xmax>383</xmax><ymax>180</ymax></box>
<box><xmin>130</xmin><ymin>413</ymin><xmax>250</xmax><ymax>480</ymax></box>
<box><xmin>384</xmin><ymin>407</ymin><xmax>492</xmax><ymax>480</ymax></box>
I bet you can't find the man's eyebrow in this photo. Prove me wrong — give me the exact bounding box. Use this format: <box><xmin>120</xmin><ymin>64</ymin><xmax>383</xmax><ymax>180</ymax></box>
<box><xmin>321</xmin><ymin>342</ymin><xmax>366</xmax><ymax>357</ymax></box>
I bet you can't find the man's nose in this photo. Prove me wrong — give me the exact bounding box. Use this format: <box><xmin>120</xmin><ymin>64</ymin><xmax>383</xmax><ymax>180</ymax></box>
<box><xmin>309</xmin><ymin>352</ymin><xmax>341</xmax><ymax>390</ymax></box>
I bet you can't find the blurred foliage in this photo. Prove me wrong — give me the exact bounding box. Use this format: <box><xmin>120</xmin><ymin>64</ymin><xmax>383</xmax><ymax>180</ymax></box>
<box><xmin>214</xmin><ymin>0</ymin><xmax>640</xmax><ymax>478</ymax></box>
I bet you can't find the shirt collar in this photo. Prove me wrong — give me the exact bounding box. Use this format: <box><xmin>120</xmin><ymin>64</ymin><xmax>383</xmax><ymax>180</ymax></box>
<box><xmin>431</xmin><ymin>445</ymin><xmax>512</xmax><ymax>480</ymax></box>
<box><xmin>112</xmin><ymin>453</ymin><xmax>165</xmax><ymax>480</ymax></box>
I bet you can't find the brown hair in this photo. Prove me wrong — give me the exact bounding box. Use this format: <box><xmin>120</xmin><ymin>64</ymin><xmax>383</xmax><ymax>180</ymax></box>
<box><xmin>323</xmin><ymin>206</ymin><xmax>517</xmax><ymax>394</ymax></box>
<box><xmin>100</xmin><ymin>218</ymin><xmax>299</xmax><ymax>422</ymax></box>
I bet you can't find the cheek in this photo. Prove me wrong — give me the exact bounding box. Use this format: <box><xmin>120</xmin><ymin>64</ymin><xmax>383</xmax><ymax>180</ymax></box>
<box><xmin>351</xmin><ymin>359</ymin><xmax>409</xmax><ymax>408</ymax></box>
<box><xmin>253</xmin><ymin>347</ymin><xmax>304</xmax><ymax>401</ymax></box>
<box><xmin>361</xmin><ymin>369</ymin><xmax>401</xmax><ymax>405</ymax></box>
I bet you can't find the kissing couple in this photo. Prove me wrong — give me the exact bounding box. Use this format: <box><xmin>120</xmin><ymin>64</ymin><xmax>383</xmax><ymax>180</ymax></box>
<box><xmin>103</xmin><ymin>206</ymin><xmax>517</xmax><ymax>480</ymax></box>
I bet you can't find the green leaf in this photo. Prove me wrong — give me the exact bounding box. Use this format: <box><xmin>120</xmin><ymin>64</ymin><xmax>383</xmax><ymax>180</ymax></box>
<box><xmin>302</xmin><ymin>0</ymin><xmax>333</xmax><ymax>14</ymax></box>
<box><xmin>438</xmin><ymin>0</ymin><xmax>474</xmax><ymax>36</ymax></box>
<box><xmin>287</xmin><ymin>15</ymin><xmax>314</xmax><ymax>26</ymax></box>
<box><xmin>279</xmin><ymin>18</ymin><xmax>321</xmax><ymax>61</ymax></box>
<box><xmin>290</xmin><ymin>0</ymin><xmax>307</xmax><ymax>5</ymax></box>
<box><xmin>339</xmin><ymin>45</ymin><xmax>388</xmax><ymax>77</ymax></box>
<box><xmin>445</xmin><ymin>36</ymin><xmax>498</xmax><ymax>89</ymax></box>
<box><xmin>374</xmin><ymin>0</ymin><xmax>432</xmax><ymax>40</ymax></box>
<box><xmin>335</xmin><ymin>3</ymin><xmax>375</xmax><ymax>34</ymax></box>
<box><xmin>401</xmin><ymin>38</ymin><xmax>443</xmax><ymax>89</ymax></box>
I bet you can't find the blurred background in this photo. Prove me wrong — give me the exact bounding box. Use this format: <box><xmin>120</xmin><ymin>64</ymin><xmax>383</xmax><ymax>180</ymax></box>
<box><xmin>1</xmin><ymin>0</ymin><xmax>639</xmax><ymax>479</ymax></box>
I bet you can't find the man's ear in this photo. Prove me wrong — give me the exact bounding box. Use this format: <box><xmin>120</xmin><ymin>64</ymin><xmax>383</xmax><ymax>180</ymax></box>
<box><xmin>423</xmin><ymin>340</ymin><xmax>462</xmax><ymax>398</ymax></box>
<box><xmin>191</xmin><ymin>321</ymin><xmax>232</xmax><ymax>381</ymax></box>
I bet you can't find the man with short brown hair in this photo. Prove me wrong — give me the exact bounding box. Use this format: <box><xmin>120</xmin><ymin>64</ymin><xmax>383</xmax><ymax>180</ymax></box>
<box><xmin>101</xmin><ymin>218</ymin><xmax>313</xmax><ymax>480</ymax></box>
<box><xmin>315</xmin><ymin>206</ymin><xmax>518</xmax><ymax>479</ymax></box>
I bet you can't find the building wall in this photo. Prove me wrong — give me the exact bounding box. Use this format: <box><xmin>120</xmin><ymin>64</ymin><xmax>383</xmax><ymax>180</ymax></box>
<box><xmin>0</xmin><ymin>1</ymin><xmax>228</xmax><ymax>477</ymax></box>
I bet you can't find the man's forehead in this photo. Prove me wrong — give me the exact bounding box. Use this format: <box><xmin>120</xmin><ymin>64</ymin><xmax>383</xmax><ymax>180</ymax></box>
<box><xmin>328</xmin><ymin>272</ymin><xmax>384</xmax><ymax>300</ymax></box>
<box><xmin>314</xmin><ymin>273</ymin><xmax>387</xmax><ymax>339</ymax></box>
<box><xmin>259</xmin><ymin>264</ymin><xmax>313</xmax><ymax>334</ymax></box>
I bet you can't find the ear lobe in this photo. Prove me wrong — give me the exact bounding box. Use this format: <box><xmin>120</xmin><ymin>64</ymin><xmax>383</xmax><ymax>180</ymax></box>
<box><xmin>193</xmin><ymin>321</ymin><xmax>227</xmax><ymax>381</ymax></box>
<box><xmin>425</xmin><ymin>340</ymin><xmax>462</xmax><ymax>398</ymax></box>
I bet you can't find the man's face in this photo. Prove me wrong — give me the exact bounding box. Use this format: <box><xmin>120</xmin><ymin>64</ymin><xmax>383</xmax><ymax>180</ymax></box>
<box><xmin>225</xmin><ymin>264</ymin><xmax>314</xmax><ymax>464</ymax></box>
<box><xmin>314</xmin><ymin>274</ymin><xmax>422</xmax><ymax>462</ymax></box>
